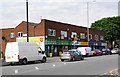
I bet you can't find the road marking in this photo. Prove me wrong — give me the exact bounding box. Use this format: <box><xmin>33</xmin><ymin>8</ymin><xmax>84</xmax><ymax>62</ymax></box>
<box><xmin>64</xmin><ymin>63</ymin><xmax>66</xmax><ymax>65</ymax></box>
<box><xmin>53</xmin><ymin>64</ymin><xmax>55</xmax><ymax>67</ymax></box>
<box><xmin>35</xmin><ymin>67</ymin><xmax>39</xmax><ymax>70</ymax></box>
<box><xmin>15</xmin><ymin>69</ymin><xmax>18</xmax><ymax>74</ymax></box>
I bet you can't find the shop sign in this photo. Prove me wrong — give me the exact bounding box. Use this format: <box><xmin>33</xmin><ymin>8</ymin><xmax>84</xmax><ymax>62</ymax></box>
<box><xmin>16</xmin><ymin>36</ymin><xmax>45</xmax><ymax>51</ymax></box>
<box><xmin>45</xmin><ymin>40</ymin><xmax>72</xmax><ymax>45</ymax></box>
<box><xmin>89</xmin><ymin>42</ymin><xmax>102</xmax><ymax>46</ymax></box>
<box><xmin>101</xmin><ymin>43</ymin><xmax>107</xmax><ymax>46</ymax></box>
<box><xmin>80</xmin><ymin>42</ymin><xmax>88</xmax><ymax>46</ymax></box>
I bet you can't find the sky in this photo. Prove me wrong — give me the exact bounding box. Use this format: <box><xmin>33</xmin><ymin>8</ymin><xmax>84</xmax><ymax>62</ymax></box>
<box><xmin>0</xmin><ymin>0</ymin><xmax>119</xmax><ymax>29</ymax></box>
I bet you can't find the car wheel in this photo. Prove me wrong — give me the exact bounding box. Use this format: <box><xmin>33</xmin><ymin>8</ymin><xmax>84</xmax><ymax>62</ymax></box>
<box><xmin>41</xmin><ymin>57</ymin><xmax>46</xmax><ymax>63</ymax></box>
<box><xmin>81</xmin><ymin>56</ymin><xmax>84</xmax><ymax>60</ymax></box>
<box><xmin>22</xmin><ymin>59</ymin><xmax>27</xmax><ymax>65</ymax></box>
<box><xmin>61</xmin><ymin>59</ymin><xmax>64</xmax><ymax>62</ymax></box>
<box><xmin>72</xmin><ymin>57</ymin><xmax>75</xmax><ymax>61</ymax></box>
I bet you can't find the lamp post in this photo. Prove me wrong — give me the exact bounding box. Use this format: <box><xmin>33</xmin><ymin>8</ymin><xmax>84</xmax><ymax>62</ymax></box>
<box><xmin>26</xmin><ymin>0</ymin><xmax>29</xmax><ymax>42</ymax></box>
<box><xmin>86</xmin><ymin>1</ymin><xmax>96</xmax><ymax>46</ymax></box>
<box><xmin>87</xmin><ymin>2</ymin><xmax>89</xmax><ymax>41</ymax></box>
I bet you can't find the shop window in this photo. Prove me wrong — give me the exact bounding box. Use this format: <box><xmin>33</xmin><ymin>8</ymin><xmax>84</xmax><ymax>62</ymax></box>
<box><xmin>71</xmin><ymin>32</ymin><xmax>77</xmax><ymax>38</ymax></box>
<box><xmin>10</xmin><ymin>33</ymin><xmax>15</xmax><ymax>38</ymax></box>
<box><xmin>80</xmin><ymin>33</ymin><xmax>85</xmax><ymax>39</ymax></box>
<box><xmin>48</xmin><ymin>29</ymin><xmax>56</xmax><ymax>36</ymax></box>
<box><xmin>61</xmin><ymin>31</ymin><xmax>67</xmax><ymax>37</ymax></box>
<box><xmin>18</xmin><ymin>32</ymin><xmax>23</xmax><ymax>37</ymax></box>
<box><xmin>95</xmin><ymin>35</ymin><xmax>99</xmax><ymax>41</ymax></box>
<box><xmin>100</xmin><ymin>36</ymin><xmax>104</xmax><ymax>40</ymax></box>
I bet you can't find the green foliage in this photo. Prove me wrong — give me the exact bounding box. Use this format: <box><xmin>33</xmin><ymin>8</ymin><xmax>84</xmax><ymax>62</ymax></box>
<box><xmin>91</xmin><ymin>16</ymin><xmax>120</xmax><ymax>42</ymax></box>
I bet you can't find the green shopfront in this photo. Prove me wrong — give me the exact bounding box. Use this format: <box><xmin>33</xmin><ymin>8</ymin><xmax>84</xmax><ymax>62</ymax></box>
<box><xmin>45</xmin><ymin>39</ymin><xmax>72</xmax><ymax>56</ymax></box>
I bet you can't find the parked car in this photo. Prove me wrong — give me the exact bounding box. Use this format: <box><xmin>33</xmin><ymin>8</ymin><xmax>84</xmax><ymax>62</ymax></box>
<box><xmin>101</xmin><ymin>48</ymin><xmax>112</xmax><ymax>55</ymax></box>
<box><xmin>117</xmin><ymin>49</ymin><xmax>120</xmax><ymax>55</ymax></box>
<box><xmin>60</xmin><ymin>49</ymin><xmax>84</xmax><ymax>62</ymax></box>
<box><xmin>111</xmin><ymin>48</ymin><xmax>120</xmax><ymax>54</ymax></box>
<box><xmin>92</xmin><ymin>49</ymin><xmax>102</xmax><ymax>56</ymax></box>
<box><xmin>77</xmin><ymin>47</ymin><xmax>93</xmax><ymax>56</ymax></box>
<box><xmin>5</xmin><ymin>42</ymin><xmax>47</xmax><ymax>65</ymax></box>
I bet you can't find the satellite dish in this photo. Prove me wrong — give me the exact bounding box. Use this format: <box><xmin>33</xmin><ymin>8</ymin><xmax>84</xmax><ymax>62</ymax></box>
<box><xmin>2</xmin><ymin>36</ymin><xmax>6</xmax><ymax>41</ymax></box>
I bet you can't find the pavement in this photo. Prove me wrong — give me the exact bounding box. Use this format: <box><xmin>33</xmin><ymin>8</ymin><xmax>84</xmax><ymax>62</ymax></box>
<box><xmin>0</xmin><ymin>56</ymin><xmax>60</xmax><ymax>66</ymax></box>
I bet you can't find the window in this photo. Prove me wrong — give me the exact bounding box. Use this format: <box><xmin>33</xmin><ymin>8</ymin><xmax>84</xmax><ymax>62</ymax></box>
<box><xmin>10</xmin><ymin>33</ymin><xmax>14</xmax><ymax>38</ymax></box>
<box><xmin>95</xmin><ymin>35</ymin><xmax>99</xmax><ymax>41</ymax></box>
<box><xmin>89</xmin><ymin>34</ymin><xmax>92</xmax><ymax>40</ymax></box>
<box><xmin>100</xmin><ymin>36</ymin><xmax>104</xmax><ymax>40</ymax></box>
<box><xmin>18</xmin><ymin>32</ymin><xmax>23</xmax><ymax>37</ymax></box>
<box><xmin>48</xmin><ymin>29</ymin><xmax>56</xmax><ymax>36</ymax></box>
<box><xmin>71</xmin><ymin>32</ymin><xmax>77</xmax><ymax>38</ymax></box>
<box><xmin>80</xmin><ymin>33</ymin><xmax>85</xmax><ymax>39</ymax></box>
<box><xmin>61</xmin><ymin>31</ymin><xmax>67</xmax><ymax>37</ymax></box>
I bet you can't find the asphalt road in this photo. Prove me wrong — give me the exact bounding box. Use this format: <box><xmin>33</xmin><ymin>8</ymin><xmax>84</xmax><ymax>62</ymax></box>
<box><xmin>1</xmin><ymin>54</ymin><xmax>119</xmax><ymax>75</ymax></box>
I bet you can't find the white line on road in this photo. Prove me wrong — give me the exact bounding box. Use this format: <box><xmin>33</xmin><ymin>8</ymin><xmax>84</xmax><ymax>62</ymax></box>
<box><xmin>53</xmin><ymin>64</ymin><xmax>56</xmax><ymax>67</ymax></box>
<box><xmin>35</xmin><ymin>67</ymin><xmax>39</xmax><ymax>70</ymax></box>
<box><xmin>14</xmin><ymin>69</ymin><xmax>18</xmax><ymax>74</ymax></box>
<box><xmin>64</xmin><ymin>63</ymin><xmax>66</xmax><ymax>65</ymax></box>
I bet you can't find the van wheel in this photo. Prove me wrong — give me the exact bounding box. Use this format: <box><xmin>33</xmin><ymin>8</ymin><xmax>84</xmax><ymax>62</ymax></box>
<box><xmin>41</xmin><ymin>57</ymin><xmax>46</xmax><ymax>63</ymax></box>
<box><xmin>22</xmin><ymin>59</ymin><xmax>27</xmax><ymax>65</ymax></box>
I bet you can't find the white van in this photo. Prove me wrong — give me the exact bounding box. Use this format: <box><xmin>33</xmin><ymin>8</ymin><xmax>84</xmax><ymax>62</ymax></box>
<box><xmin>5</xmin><ymin>42</ymin><xmax>46</xmax><ymax>65</ymax></box>
<box><xmin>77</xmin><ymin>47</ymin><xmax>93</xmax><ymax>56</ymax></box>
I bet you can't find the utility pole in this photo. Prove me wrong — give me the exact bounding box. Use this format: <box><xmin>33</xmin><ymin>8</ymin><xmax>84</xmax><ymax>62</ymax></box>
<box><xmin>26</xmin><ymin>0</ymin><xmax>29</xmax><ymax>42</ymax></box>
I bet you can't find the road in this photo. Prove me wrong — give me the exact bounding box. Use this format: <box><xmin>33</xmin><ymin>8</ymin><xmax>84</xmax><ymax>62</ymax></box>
<box><xmin>1</xmin><ymin>54</ymin><xmax>118</xmax><ymax>75</ymax></box>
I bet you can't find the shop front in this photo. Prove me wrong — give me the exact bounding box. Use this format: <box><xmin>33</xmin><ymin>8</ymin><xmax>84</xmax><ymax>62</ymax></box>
<box><xmin>45</xmin><ymin>39</ymin><xmax>72</xmax><ymax>56</ymax></box>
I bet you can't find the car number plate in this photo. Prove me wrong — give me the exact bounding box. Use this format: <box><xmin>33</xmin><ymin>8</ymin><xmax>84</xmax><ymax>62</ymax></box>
<box><xmin>63</xmin><ymin>55</ymin><xmax>68</xmax><ymax>56</ymax></box>
<box><xmin>7</xmin><ymin>57</ymin><xmax>11</xmax><ymax>59</ymax></box>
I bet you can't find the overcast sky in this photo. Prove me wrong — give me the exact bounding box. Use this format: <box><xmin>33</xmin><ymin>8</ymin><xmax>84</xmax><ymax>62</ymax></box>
<box><xmin>0</xmin><ymin>0</ymin><xmax>119</xmax><ymax>29</ymax></box>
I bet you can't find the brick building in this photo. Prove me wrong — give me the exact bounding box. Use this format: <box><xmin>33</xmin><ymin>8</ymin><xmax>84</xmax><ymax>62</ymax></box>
<box><xmin>0</xmin><ymin>19</ymin><xmax>107</xmax><ymax>57</ymax></box>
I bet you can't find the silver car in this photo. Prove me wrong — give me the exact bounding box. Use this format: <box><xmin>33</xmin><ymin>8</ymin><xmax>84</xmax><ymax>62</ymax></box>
<box><xmin>60</xmin><ymin>49</ymin><xmax>84</xmax><ymax>62</ymax></box>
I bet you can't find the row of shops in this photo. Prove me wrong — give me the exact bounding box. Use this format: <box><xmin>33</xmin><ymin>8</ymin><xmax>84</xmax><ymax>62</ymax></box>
<box><xmin>17</xmin><ymin>36</ymin><xmax>107</xmax><ymax>57</ymax></box>
<box><xmin>45</xmin><ymin>39</ymin><xmax>107</xmax><ymax>56</ymax></box>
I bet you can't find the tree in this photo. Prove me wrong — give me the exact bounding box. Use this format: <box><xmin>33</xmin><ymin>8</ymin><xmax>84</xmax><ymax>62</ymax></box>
<box><xmin>91</xmin><ymin>16</ymin><xmax>120</xmax><ymax>48</ymax></box>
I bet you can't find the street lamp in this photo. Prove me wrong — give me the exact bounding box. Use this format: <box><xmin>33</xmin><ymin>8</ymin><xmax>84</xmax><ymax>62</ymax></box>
<box><xmin>86</xmin><ymin>1</ymin><xmax>96</xmax><ymax>46</ymax></box>
<box><xmin>26</xmin><ymin>0</ymin><xmax>29</xmax><ymax>42</ymax></box>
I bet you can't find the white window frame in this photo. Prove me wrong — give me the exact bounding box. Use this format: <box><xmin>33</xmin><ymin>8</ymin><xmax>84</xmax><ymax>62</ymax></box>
<box><xmin>95</xmin><ymin>35</ymin><xmax>99</xmax><ymax>41</ymax></box>
<box><xmin>10</xmin><ymin>33</ymin><xmax>15</xmax><ymax>38</ymax></box>
<box><xmin>18</xmin><ymin>32</ymin><xmax>23</xmax><ymax>37</ymax></box>
<box><xmin>71</xmin><ymin>32</ymin><xmax>77</xmax><ymax>38</ymax></box>
<box><xmin>100</xmin><ymin>36</ymin><xmax>104</xmax><ymax>40</ymax></box>
<box><xmin>61</xmin><ymin>31</ymin><xmax>67</xmax><ymax>37</ymax></box>
<box><xmin>80</xmin><ymin>33</ymin><xmax>85</xmax><ymax>39</ymax></box>
<box><xmin>48</xmin><ymin>29</ymin><xmax>56</xmax><ymax>36</ymax></box>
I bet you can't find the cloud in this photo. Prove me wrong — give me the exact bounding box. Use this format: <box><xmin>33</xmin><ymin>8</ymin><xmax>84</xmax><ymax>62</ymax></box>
<box><xmin>0</xmin><ymin>0</ymin><xmax>119</xmax><ymax>29</ymax></box>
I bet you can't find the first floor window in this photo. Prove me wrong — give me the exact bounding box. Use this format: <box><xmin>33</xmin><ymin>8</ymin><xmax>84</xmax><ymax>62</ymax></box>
<box><xmin>48</xmin><ymin>29</ymin><xmax>56</xmax><ymax>36</ymax></box>
<box><xmin>80</xmin><ymin>33</ymin><xmax>85</xmax><ymax>39</ymax></box>
<box><xmin>18</xmin><ymin>32</ymin><xmax>23</xmax><ymax>37</ymax></box>
<box><xmin>61</xmin><ymin>31</ymin><xmax>67</xmax><ymax>37</ymax></box>
<box><xmin>89</xmin><ymin>34</ymin><xmax>92</xmax><ymax>40</ymax></box>
<box><xmin>71</xmin><ymin>32</ymin><xmax>77</xmax><ymax>38</ymax></box>
<box><xmin>10</xmin><ymin>33</ymin><xmax>15</xmax><ymax>38</ymax></box>
<box><xmin>95</xmin><ymin>35</ymin><xmax>99</xmax><ymax>41</ymax></box>
<box><xmin>100</xmin><ymin>36</ymin><xmax>104</xmax><ymax>40</ymax></box>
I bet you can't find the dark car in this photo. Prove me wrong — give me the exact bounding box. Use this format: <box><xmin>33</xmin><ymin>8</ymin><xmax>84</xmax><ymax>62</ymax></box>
<box><xmin>60</xmin><ymin>49</ymin><xmax>84</xmax><ymax>62</ymax></box>
<box><xmin>92</xmin><ymin>49</ymin><xmax>102</xmax><ymax>56</ymax></box>
<box><xmin>102</xmin><ymin>48</ymin><xmax>112</xmax><ymax>55</ymax></box>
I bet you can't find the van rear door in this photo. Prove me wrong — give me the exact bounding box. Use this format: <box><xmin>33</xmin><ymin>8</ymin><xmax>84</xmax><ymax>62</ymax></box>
<box><xmin>5</xmin><ymin>43</ymin><xmax>19</xmax><ymax>62</ymax></box>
